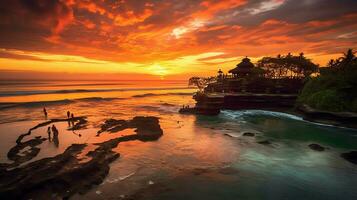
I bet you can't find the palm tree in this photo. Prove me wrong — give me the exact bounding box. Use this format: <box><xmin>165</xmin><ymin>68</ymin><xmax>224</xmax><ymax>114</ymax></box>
<box><xmin>328</xmin><ymin>59</ymin><xmax>335</xmax><ymax>67</ymax></box>
<box><xmin>342</xmin><ymin>49</ymin><xmax>355</xmax><ymax>63</ymax></box>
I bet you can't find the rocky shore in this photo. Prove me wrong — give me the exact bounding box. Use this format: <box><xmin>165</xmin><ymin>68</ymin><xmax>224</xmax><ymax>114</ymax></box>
<box><xmin>297</xmin><ymin>104</ymin><xmax>357</xmax><ymax>129</ymax></box>
<box><xmin>180</xmin><ymin>92</ymin><xmax>357</xmax><ymax>129</ymax></box>
<box><xmin>0</xmin><ymin>116</ymin><xmax>163</xmax><ymax>199</ymax></box>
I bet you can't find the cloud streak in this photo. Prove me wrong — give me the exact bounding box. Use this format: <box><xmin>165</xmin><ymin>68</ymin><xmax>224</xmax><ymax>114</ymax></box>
<box><xmin>0</xmin><ymin>0</ymin><xmax>356</xmax><ymax>79</ymax></box>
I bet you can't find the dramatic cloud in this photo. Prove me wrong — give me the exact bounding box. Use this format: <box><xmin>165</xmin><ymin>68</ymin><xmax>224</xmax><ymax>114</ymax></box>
<box><xmin>0</xmin><ymin>0</ymin><xmax>356</xmax><ymax>79</ymax></box>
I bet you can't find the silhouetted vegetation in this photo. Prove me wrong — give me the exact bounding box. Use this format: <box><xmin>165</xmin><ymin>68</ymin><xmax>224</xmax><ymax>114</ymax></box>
<box><xmin>188</xmin><ymin>76</ymin><xmax>217</xmax><ymax>92</ymax></box>
<box><xmin>257</xmin><ymin>53</ymin><xmax>319</xmax><ymax>79</ymax></box>
<box><xmin>298</xmin><ymin>49</ymin><xmax>357</xmax><ymax>112</ymax></box>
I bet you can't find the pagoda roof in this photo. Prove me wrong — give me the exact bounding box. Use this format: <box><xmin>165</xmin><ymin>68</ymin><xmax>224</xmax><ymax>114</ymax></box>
<box><xmin>228</xmin><ymin>57</ymin><xmax>254</xmax><ymax>74</ymax></box>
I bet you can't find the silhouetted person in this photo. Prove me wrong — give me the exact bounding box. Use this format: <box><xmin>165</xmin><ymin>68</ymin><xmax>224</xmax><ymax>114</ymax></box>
<box><xmin>52</xmin><ymin>125</ymin><xmax>59</xmax><ymax>147</ymax></box>
<box><xmin>51</xmin><ymin>125</ymin><xmax>59</xmax><ymax>137</ymax></box>
<box><xmin>71</xmin><ymin>113</ymin><xmax>75</xmax><ymax>126</ymax></box>
<box><xmin>43</xmin><ymin>107</ymin><xmax>48</xmax><ymax>118</ymax></box>
<box><xmin>67</xmin><ymin>111</ymin><xmax>70</xmax><ymax>119</ymax></box>
<box><xmin>53</xmin><ymin>131</ymin><xmax>59</xmax><ymax>147</ymax></box>
<box><xmin>47</xmin><ymin>127</ymin><xmax>51</xmax><ymax>141</ymax></box>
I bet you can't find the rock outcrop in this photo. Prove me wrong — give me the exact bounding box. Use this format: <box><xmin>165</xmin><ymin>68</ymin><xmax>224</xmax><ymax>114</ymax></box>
<box><xmin>308</xmin><ymin>143</ymin><xmax>326</xmax><ymax>151</ymax></box>
<box><xmin>341</xmin><ymin>151</ymin><xmax>357</xmax><ymax>165</ymax></box>
<box><xmin>0</xmin><ymin>116</ymin><xmax>163</xmax><ymax>199</ymax></box>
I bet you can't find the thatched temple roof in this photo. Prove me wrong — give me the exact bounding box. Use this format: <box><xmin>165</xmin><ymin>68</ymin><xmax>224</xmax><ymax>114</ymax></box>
<box><xmin>228</xmin><ymin>57</ymin><xmax>254</xmax><ymax>74</ymax></box>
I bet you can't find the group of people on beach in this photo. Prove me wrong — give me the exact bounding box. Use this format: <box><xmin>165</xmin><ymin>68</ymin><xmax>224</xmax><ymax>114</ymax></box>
<box><xmin>43</xmin><ymin>108</ymin><xmax>80</xmax><ymax>146</ymax></box>
<box><xmin>43</xmin><ymin>107</ymin><xmax>76</xmax><ymax>120</ymax></box>
<box><xmin>67</xmin><ymin>110</ymin><xmax>75</xmax><ymax>119</ymax></box>
<box><xmin>43</xmin><ymin>107</ymin><xmax>76</xmax><ymax>124</ymax></box>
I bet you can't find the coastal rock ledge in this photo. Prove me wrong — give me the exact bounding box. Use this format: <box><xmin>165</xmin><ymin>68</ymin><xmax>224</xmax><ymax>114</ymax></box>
<box><xmin>0</xmin><ymin>116</ymin><xmax>163</xmax><ymax>199</ymax></box>
<box><xmin>341</xmin><ymin>151</ymin><xmax>357</xmax><ymax>165</ymax></box>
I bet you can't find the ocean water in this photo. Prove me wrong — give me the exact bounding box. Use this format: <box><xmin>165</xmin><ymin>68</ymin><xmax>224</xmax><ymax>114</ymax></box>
<box><xmin>0</xmin><ymin>80</ymin><xmax>356</xmax><ymax>200</ymax></box>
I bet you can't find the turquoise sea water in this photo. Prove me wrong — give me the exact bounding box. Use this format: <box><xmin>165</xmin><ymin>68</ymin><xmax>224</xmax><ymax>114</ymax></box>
<box><xmin>0</xmin><ymin>80</ymin><xmax>356</xmax><ymax>199</ymax></box>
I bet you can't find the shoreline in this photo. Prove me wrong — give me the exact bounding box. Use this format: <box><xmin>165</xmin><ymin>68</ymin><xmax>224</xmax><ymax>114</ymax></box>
<box><xmin>295</xmin><ymin>104</ymin><xmax>357</xmax><ymax>129</ymax></box>
<box><xmin>181</xmin><ymin>92</ymin><xmax>357</xmax><ymax>129</ymax></box>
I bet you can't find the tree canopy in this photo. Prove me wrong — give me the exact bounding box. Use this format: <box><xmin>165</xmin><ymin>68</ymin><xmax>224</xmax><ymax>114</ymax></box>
<box><xmin>257</xmin><ymin>53</ymin><xmax>319</xmax><ymax>79</ymax></box>
<box><xmin>188</xmin><ymin>76</ymin><xmax>217</xmax><ymax>92</ymax></box>
<box><xmin>299</xmin><ymin>49</ymin><xmax>357</xmax><ymax>112</ymax></box>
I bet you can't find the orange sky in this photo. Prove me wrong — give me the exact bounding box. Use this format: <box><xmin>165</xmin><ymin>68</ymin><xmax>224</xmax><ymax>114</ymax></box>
<box><xmin>0</xmin><ymin>0</ymin><xmax>356</xmax><ymax>80</ymax></box>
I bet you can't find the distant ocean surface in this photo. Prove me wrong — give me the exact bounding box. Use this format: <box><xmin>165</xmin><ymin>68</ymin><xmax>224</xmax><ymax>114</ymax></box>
<box><xmin>0</xmin><ymin>80</ymin><xmax>356</xmax><ymax>199</ymax></box>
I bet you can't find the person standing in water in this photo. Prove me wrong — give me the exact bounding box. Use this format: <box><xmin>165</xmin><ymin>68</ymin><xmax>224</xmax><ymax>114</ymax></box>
<box><xmin>51</xmin><ymin>125</ymin><xmax>58</xmax><ymax>135</ymax></box>
<box><xmin>67</xmin><ymin>111</ymin><xmax>70</xmax><ymax>119</ymax></box>
<box><xmin>43</xmin><ymin>107</ymin><xmax>48</xmax><ymax>118</ymax></box>
<box><xmin>51</xmin><ymin>124</ymin><xmax>59</xmax><ymax>147</ymax></box>
<box><xmin>47</xmin><ymin>127</ymin><xmax>51</xmax><ymax>141</ymax></box>
<box><xmin>71</xmin><ymin>113</ymin><xmax>75</xmax><ymax>126</ymax></box>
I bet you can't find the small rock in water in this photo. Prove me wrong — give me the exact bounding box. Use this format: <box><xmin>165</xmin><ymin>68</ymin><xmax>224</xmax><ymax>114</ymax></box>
<box><xmin>242</xmin><ymin>132</ymin><xmax>255</xmax><ymax>137</ymax></box>
<box><xmin>308</xmin><ymin>144</ymin><xmax>325</xmax><ymax>151</ymax></box>
<box><xmin>120</xmin><ymin>194</ymin><xmax>125</xmax><ymax>198</ymax></box>
<box><xmin>341</xmin><ymin>151</ymin><xmax>357</xmax><ymax>165</ymax></box>
<box><xmin>96</xmin><ymin>190</ymin><xmax>102</xmax><ymax>195</ymax></box>
<box><xmin>148</xmin><ymin>180</ymin><xmax>154</xmax><ymax>185</ymax></box>
<box><xmin>257</xmin><ymin>140</ymin><xmax>272</xmax><ymax>145</ymax></box>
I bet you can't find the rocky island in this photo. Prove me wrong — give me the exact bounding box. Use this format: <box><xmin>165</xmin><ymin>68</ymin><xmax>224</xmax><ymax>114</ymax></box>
<box><xmin>181</xmin><ymin>50</ymin><xmax>357</xmax><ymax>128</ymax></box>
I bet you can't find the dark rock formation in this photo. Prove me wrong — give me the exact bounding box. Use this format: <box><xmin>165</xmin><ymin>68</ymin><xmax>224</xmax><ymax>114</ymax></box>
<box><xmin>97</xmin><ymin>119</ymin><xmax>127</xmax><ymax>135</ymax></box>
<box><xmin>341</xmin><ymin>151</ymin><xmax>357</xmax><ymax>165</ymax></box>
<box><xmin>68</xmin><ymin>117</ymin><xmax>88</xmax><ymax>130</ymax></box>
<box><xmin>0</xmin><ymin>144</ymin><xmax>88</xmax><ymax>199</ymax></box>
<box><xmin>298</xmin><ymin>104</ymin><xmax>357</xmax><ymax>129</ymax></box>
<box><xmin>6</xmin><ymin>136</ymin><xmax>47</xmax><ymax>168</ymax></box>
<box><xmin>242</xmin><ymin>132</ymin><xmax>255</xmax><ymax>137</ymax></box>
<box><xmin>97</xmin><ymin>116</ymin><xmax>163</xmax><ymax>141</ymax></box>
<box><xmin>257</xmin><ymin>140</ymin><xmax>272</xmax><ymax>145</ymax></box>
<box><xmin>0</xmin><ymin>116</ymin><xmax>163</xmax><ymax>199</ymax></box>
<box><xmin>16</xmin><ymin>116</ymin><xmax>88</xmax><ymax>144</ymax></box>
<box><xmin>179</xmin><ymin>107</ymin><xmax>197</xmax><ymax>114</ymax></box>
<box><xmin>308</xmin><ymin>143</ymin><xmax>325</xmax><ymax>151</ymax></box>
<box><xmin>4</xmin><ymin>117</ymin><xmax>88</xmax><ymax>169</ymax></box>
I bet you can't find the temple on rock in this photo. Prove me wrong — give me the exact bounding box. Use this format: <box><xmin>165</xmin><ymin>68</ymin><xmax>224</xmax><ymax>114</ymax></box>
<box><xmin>182</xmin><ymin>55</ymin><xmax>317</xmax><ymax>115</ymax></box>
<box><xmin>205</xmin><ymin>57</ymin><xmax>303</xmax><ymax>94</ymax></box>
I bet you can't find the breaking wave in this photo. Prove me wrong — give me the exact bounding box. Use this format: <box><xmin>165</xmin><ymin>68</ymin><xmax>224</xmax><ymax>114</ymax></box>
<box><xmin>0</xmin><ymin>87</ymin><xmax>194</xmax><ymax>97</ymax></box>
<box><xmin>221</xmin><ymin>110</ymin><xmax>304</xmax><ymax>121</ymax></box>
<box><xmin>0</xmin><ymin>97</ymin><xmax>122</xmax><ymax>110</ymax></box>
<box><xmin>221</xmin><ymin>109</ymin><xmax>354</xmax><ymax>129</ymax></box>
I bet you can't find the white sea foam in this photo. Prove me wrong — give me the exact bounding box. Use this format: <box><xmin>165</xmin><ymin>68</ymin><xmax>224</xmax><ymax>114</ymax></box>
<box><xmin>221</xmin><ymin>109</ymin><xmax>356</xmax><ymax>129</ymax></box>
<box><xmin>221</xmin><ymin>110</ymin><xmax>304</xmax><ymax>121</ymax></box>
